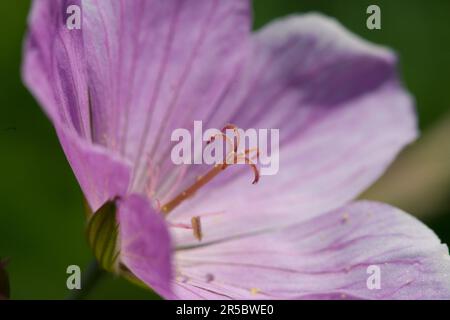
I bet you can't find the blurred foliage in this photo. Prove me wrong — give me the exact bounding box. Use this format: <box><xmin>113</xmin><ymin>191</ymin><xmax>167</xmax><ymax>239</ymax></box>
<box><xmin>0</xmin><ymin>0</ymin><xmax>449</xmax><ymax>299</ymax></box>
<box><xmin>0</xmin><ymin>258</ymin><xmax>10</xmax><ymax>299</ymax></box>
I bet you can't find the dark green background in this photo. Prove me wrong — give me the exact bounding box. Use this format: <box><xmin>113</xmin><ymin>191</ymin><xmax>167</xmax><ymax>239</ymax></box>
<box><xmin>0</xmin><ymin>0</ymin><xmax>449</xmax><ymax>299</ymax></box>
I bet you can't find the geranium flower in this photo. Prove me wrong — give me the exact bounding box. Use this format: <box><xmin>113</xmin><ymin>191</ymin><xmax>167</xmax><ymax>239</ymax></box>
<box><xmin>23</xmin><ymin>0</ymin><xmax>450</xmax><ymax>299</ymax></box>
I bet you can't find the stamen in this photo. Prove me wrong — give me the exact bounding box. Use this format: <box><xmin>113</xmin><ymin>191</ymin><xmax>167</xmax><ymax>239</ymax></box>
<box><xmin>206</xmin><ymin>133</ymin><xmax>234</xmax><ymax>152</ymax></box>
<box><xmin>161</xmin><ymin>125</ymin><xmax>260</xmax><ymax>217</ymax></box>
<box><xmin>191</xmin><ymin>216</ymin><xmax>202</xmax><ymax>241</ymax></box>
<box><xmin>244</xmin><ymin>147</ymin><xmax>260</xmax><ymax>160</ymax></box>
<box><xmin>162</xmin><ymin>163</ymin><xmax>227</xmax><ymax>214</ymax></box>
<box><xmin>221</xmin><ymin>124</ymin><xmax>240</xmax><ymax>153</ymax></box>
<box><xmin>235</xmin><ymin>155</ymin><xmax>260</xmax><ymax>184</ymax></box>
<box><xmin>168</xmin><ymin>222</ymin><xmax>193</xmax><ymax>230</ymax></box>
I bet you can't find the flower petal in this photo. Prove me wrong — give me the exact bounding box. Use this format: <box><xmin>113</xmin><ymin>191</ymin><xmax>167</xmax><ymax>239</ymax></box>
<box><xmin>23</xmin><ymin>0</ymin><xmax>133</xmax><ymax>210</ymax></box>
<box><xmin>174</xmin><ymin>201</ymin><xmax>450</xmax><ymax>300</ymax></box>
<box><xmin>23</xmin><ymin>0</ymin><xmax>89</xmax><ymax>134</ymax></box>
<box><xmin>117</xmin><ymin>194</ymin><xmax>174</xmax><ymax>299</ymax></box>
<box><xmin>56</xmin><ymin>126</ymin><xmax>131</xmax><ymax>211</ymax></box>
<box><xmin>23</xmin><ymin>0</ymin><xmax>252</xmax><ymax>196</ymax></box>
<box><xmin>169</xmin><ymin>13</ymin><xmax>417</xmax><ymax>245</ymax></box>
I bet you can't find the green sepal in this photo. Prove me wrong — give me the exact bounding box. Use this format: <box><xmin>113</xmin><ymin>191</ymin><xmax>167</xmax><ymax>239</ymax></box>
<box><xmin>86</xmin><ymin>200</ymin><xmax>120</xmax><ymax>273</ymax></box>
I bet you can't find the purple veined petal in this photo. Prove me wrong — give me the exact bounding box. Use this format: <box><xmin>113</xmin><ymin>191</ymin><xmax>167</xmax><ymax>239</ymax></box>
<box><xmin>22</xmin><ymin>0</ymin><xmax>252</xmax><ymax>202</ymax></box>
<box><xmin>167</xmin><ymin>13</ymin><xmax>418</xmax><ymax>246</ymax></box>
<box><xmin>117</xmin><ymin>194</ymin><xmax>174</xmax><ymax>299</ymax></box>
<box><xmin>22</xmin><ymin>0</ymin><xmax>131</xmax><ymax>210</ymax></box>
<box><xmin>56</xmin><ymin>125</ymin><xmax>131</xmax><ymax>211</ymax></box>
<box><xmin>80</xmin><ymin>0</ymin><xmax>251</xmax><ymax>174</ymax></box>
<box><xmin>23</xmin><ymin>0</ymin><xmax>88</xmax><ymax>133</ymax></box>
<box><xmin>173</xmin><ymin>201</ymin><xmax>450</xmax><ymax>300</ymax></box>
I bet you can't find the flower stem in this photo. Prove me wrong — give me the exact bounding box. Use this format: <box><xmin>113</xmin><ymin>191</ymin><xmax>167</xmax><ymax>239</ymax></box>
<box><xmin>66</xmin><ymin>259</ymin><xmax>104</xmax><ymax>300</ymax></box>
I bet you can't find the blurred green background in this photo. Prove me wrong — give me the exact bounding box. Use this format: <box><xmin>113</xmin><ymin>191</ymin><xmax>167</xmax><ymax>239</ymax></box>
<box><xmin>0</xmin><ymin>0</ymin><xmax>449</xmax><ymax>299</ymax></box>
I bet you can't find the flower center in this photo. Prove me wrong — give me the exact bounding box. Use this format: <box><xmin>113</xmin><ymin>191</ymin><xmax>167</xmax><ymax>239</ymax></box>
<box><xmin>160</xmin><ymin>124</ymin><xmax>260</xmax><ymax>241</ymax></box>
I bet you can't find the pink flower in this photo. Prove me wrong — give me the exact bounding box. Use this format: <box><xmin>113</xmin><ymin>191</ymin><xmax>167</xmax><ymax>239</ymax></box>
<box><xmin>23</xmin><ymin>0</ymin><xmax>450</xmax><ymax>299</ymax></box>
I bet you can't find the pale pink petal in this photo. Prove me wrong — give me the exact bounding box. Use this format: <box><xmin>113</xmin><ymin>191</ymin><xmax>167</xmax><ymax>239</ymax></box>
<box><xmin>56</xmin><ymin>126</ymin><xmax>130</xmax><ymax>211</ymax></box>
<box><xmin>174</xmin><ymin>201</ymin><xmax>450</xmax><ymax>300</ymax></box>
<box><xmin>118</xmin><ymin>194</ymin><xmax>174</xmax><ymax>299</ymax></box>
<box><xmin>22</xmin><ymin>0</ymin><xmax>252</xmax><ymax>205</ymax></box>
<box><xmin>168</xmin><ymin>14</ymin><xmax>417</xmax><ymax>245</ymax></box>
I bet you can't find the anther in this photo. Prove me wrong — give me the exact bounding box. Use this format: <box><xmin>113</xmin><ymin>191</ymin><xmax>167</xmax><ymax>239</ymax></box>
<box><xmin>191</xmin><ymin>216</ymin><xmax>202</xmax><ymax>241</ymax></box>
